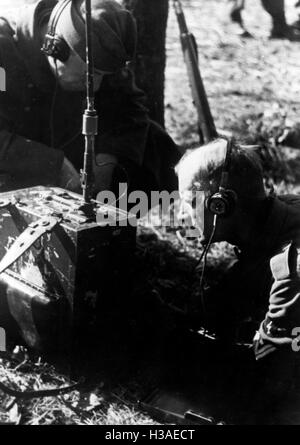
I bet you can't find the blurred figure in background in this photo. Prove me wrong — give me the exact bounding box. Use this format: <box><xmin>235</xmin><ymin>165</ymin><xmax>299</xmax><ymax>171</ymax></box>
<box><xmin>229</xmin><ymin>0</ymin><xmax>300</xmax><ymax>40</ymax></box>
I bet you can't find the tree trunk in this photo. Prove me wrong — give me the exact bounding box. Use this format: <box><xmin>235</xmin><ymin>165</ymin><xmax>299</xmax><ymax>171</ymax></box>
<box><xmin>123</xmin><ymin>0</ymin><xmax>169</xmax><ymax>127</ymax></box>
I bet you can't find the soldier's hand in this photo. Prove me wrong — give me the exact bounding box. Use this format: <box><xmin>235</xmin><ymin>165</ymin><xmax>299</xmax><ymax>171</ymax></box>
<box><xmin>93</xmin><ymin>153</ymin><xmax>118</xmax><ymax>193</ymax></box>
<box><xmin>58</xmin><ymin>157</ymin><xmax>81</xmax><ymax>193</ymax></box>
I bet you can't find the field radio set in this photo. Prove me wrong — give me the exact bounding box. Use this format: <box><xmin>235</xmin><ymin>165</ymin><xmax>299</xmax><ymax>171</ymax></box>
<box><xmin>0</xmin><ymin>188</ymin><xmax>135</xmax><ymax>354</ymax></box>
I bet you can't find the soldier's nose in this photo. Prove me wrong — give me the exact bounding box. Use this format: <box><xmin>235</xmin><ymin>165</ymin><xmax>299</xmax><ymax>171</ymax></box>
<box><xmin>178</xmin><ymin>212</ymin><xmax>202</xmax><ymax>239</ymax></box>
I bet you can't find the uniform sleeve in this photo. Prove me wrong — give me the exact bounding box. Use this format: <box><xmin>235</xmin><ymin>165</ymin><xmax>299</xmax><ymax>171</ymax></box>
<box><xmin>0</xmin><ymin>129</ymin><xmax>65</xmax><ymax>186</ymax></box>
<box><xmin>0</xmin><ymin>32</ymin><xmax>64</xmax><ymax>186</ymax></box>
<box><xmin>254</xmin><ymin>243</ymin><xmax>300</xmax><ymax>360</ymax></box>
<box><xmin>94</xmin><ymin>68</ymin><xmax>150</xmax><ymax>166</ymax></box>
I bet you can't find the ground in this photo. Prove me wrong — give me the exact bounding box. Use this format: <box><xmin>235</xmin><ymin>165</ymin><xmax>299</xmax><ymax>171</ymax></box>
<box><xmin>1</xmin><ymin>0</ymin><xmax>300</xmax><ymax>425</ymax></box>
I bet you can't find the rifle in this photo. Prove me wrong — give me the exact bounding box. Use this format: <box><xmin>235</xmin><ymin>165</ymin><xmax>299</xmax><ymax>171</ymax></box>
<box><xmin>173</xmin><ymin>0</ymin><xmax>218</xmax><ymax>144</ymax></box>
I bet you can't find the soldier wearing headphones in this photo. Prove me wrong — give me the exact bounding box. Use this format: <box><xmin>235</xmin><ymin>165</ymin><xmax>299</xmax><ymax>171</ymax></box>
<box><xmin>0</xmin><ymin>0</ymin><xmax>180</xmax><ymax>195</ymax></box>
<box><xmin>176</xmin><ymin>138</ymin><xmax>300</xmax><ymax>422</ymax></box>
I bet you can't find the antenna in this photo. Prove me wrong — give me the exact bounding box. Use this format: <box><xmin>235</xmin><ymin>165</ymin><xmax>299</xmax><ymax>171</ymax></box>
<box><xmin>81</xmin><ymin>0</ymin><xmax>98</xmax><ymax>206</ymax></box>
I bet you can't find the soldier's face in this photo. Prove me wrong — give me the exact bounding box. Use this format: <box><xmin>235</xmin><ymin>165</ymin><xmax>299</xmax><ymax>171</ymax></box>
<box><xmin>177</xmin><ymin>163</ymin><xmax>218</xmax><ymax>244</ymax></box>
<box><xmin>47</xmin><ymin>51</ymin><xmax>103</xmax><ymax>92</ymax></box>
<box><xmin>177</xmin><ymin>162</ymin><xmax>208</xmax><ymax>241</ymax></box>
<box><xmin>178</xmin><ymin>188</ymin><xmax>204</xmax><ymax>239</ymax></box>
<box><xmin>177</xmin><ymin>185</ymin><xmax>221</xmax><ymax>245</ymax></box>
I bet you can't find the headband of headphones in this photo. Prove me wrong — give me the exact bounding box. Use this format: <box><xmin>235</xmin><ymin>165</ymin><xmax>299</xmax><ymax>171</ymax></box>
<box><xmin>42</xmin><ymin>0</ymin><xmax>135</xmax><ymax>73</ymax></box>
<box><xmin>206</xmin><ymin>138</ymin><xmax>236</xmax><ymax>218</ymax></box>
<box><xmin>48</xmin><ymin>0</ymin><xmax>72</xmax><ymax>37</ymax></box>
<box><xmin>41</xmin><ymin>0</ymin><xmax>72</xmax><ymax>62</ymax></box>
<box><xmin>219</xmin><ymin>138</ymin><xmax>233</xmax><ymax>192</ymax></box>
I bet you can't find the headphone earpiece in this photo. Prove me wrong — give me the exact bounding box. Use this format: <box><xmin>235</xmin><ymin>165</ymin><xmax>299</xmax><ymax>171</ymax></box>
<box><xmin>206</xmin><ymin>189</ymin><xmax>237</xmax><ymax>217</ymax></box>
<box><xmin>41</xmin><ymin>0</ymin><xmax>72</xmax><ymax>62</ymax></box>
<box><xmin>42</xmin><ymin>35</ymin><xmax>70</xmax><ymax>62</ymax></box>
<box><xmin>206</xmin><ymin>139</ymin><xmax>237</xmax><ymax>218</ymax></box>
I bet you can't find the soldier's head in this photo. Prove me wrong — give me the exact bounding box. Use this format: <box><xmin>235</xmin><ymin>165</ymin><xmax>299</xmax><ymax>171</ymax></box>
<box><xmin>41</xmin><ymin>0</ymin><xmax>137</xmax><ymax>91</ymax></box>
<box><xmin>176</xmin><ymin>138</ymin><xmax>267</xmax><ymax>246</ymax></box>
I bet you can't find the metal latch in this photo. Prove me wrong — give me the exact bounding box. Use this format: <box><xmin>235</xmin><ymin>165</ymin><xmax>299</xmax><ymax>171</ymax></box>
<box><xmin>0</xmin><ymin>216</ymin><xmax>61</xmax><ymax>276</ymax></box>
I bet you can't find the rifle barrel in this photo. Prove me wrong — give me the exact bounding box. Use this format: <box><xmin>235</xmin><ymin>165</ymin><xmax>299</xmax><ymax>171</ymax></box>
<box><xmin>173</xmin><ymin>0</ymin><xmax>218</xmax><ymax>144</ymax></box>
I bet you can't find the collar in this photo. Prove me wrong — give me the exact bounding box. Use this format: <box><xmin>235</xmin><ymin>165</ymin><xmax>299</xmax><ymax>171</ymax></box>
<box><xmin>238</xmin><ymin>196</ymin><xmax>290</xmax><ymax>259</ymax></box>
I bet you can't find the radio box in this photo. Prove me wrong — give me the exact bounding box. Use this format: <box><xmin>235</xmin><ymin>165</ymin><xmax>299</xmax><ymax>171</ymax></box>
<box><xmin>0</xmin><ymin>186</ymin><xmax>136</xmax><ymax>355</ymax></box>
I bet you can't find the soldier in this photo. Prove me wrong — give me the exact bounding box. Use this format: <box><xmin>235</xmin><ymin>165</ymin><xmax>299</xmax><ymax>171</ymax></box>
<box><xmin>176</xmin><ymin>139</ymin><xmax>300</xmax><ymax>423</ymax></box>
<box><xmin>230</xmin><ymin>0</ymin><xmax>300</xmax><ymax>40</ymax></box>
<box><xmin>0</xmin><ymin>0</ymin><xmax>180</xmax><ymax>196</ymax></box>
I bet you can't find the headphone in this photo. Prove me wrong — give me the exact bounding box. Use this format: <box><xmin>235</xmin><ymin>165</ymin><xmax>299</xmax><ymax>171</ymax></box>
<box><xmin>41</xmin><ymin>0</ymin><xmax>72</xmax><ymax>62</ymax></box>
<box><xmin>206</xmin><ymin>138</ymin><xmax>237</xmax><ymax>218</ymax></box>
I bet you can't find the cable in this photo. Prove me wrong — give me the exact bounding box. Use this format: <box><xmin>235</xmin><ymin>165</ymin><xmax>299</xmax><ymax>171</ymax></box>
<box><xmin>0</xmin><ymin>378</ymin><xmax>83</xmax><ymax>400</ymax></box>
<box><xmin>50</xmin><ymin>61</ymin><xmax>84</xmax><ymax>151</ymax></box>
<box><xmin>50</xmin><ymin>60</ymin><xmax>59</xmax><ymax>148</ymax></box>
<box><xmin>194</xmin><ymin>214</ymin><xmax>217</xmax><ymax>272</ymax></box>
<box><xmin>50</xmin><ymin>60</ymin><xmax>128</xmax><ymax>207</ymax></box>
<box><xmin>198</xmin><ymin>214</ymin><xmax>218</xmax><ymax>332</ymax></box>
<box><xmin>194</xmin><ymin>245</ymin><xmax>208</xmax><ymax>273</ymax></box>
<box><xmin>58</xmin><ymin>129</ymin><xmax>82</xmax><ymax>151</ymax></box>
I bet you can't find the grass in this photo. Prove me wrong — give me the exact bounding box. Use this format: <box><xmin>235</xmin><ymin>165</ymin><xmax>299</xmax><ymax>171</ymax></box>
<box><xmin>1</xmin><ymin>0</ymin><xmax>300</xmax><ymax>425</ymax></box>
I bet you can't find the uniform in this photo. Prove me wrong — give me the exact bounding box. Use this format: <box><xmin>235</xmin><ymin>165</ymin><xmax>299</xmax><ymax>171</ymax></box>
<box><xmin>255</xmin><ymin>196</ymin><xmax>300</xmax><ymax>359</ymax></box>
<box><xmin>205</xmin><ymin>195</ymin><xmax>300</xmax><ymax>360</ymax></box>
<box><xmin>198</xmin><ymin>194</ymin><xmax>300</xmax><ymax>422</ymax></box>
<box><xmin>0</xmin><ymin>0</ymin><xmax>180</xmax><ymax>194</ymax></box>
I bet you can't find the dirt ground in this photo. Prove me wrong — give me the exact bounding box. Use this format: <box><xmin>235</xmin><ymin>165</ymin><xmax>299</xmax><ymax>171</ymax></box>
<box><xmin>1</xmin><ymin>0</ymin><xmax>300</xmax><ymax>426</ymax></box>
<box><xmin>166</xmin><ymin>0</ymin><xmax>300</xmax><ymax>147</ymax></box>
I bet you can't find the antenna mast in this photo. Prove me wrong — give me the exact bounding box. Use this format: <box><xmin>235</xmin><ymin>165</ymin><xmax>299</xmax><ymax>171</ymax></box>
<box><xmin>81</xmin><ymin>0</ymin><xmax>98</xmax><ymax>204</ymax></box>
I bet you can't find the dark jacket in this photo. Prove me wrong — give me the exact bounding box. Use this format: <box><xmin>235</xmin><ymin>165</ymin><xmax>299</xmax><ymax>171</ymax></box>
<box><xmin>255</xmin><ymin>195</ymin><xmax>300</xmax><ymax>359</ymax></box>
<box><xmin>207</xmin><ymin>195</ymin><xmax>300</xmax><ymax>360</ymax></box>
<box><xmin>0</xmin><ymin>0</ymin><xmax>180</xmax><ymax>192</ymax></box>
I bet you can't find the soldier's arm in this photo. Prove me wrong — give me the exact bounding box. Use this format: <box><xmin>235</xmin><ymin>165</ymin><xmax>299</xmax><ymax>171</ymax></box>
<box><xmin>254</xmin><ymin>243</ymin><xmax>300</xmax><ymax>360</ymax></box>
<box><xmin>0</xmin><ymin>125</ymin><xmax>82</xmax><ymax>192</ymax></box>
<box><xmin>91</xmin><ymin>68</ymin><xmax>150</xmax><ymax>192</ymax></box>
<box><xmin>0</xmin><ymin>43</ymin><xmax>80</xmax><ymax>191</ymax></box>
<box><xmin>0</xmin><ymin>128</ymin><xmax>63</xmax><ymax>182</ymax></box>
<box><xmin>95</xmin><ymin>68</ymin><xmax>150</xmax><ymax>167</ymax></box>
<box><xmin>0</xmin><ymin>27</ymin><xmax>68</xmax><ymax>189</ymax></box>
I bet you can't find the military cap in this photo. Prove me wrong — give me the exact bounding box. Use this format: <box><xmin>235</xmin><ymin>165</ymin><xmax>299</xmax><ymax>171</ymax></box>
<box><xmin>56</xmin><ymin>0</ymin><xmax>137</xmax><ymax>73</ymax></box>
